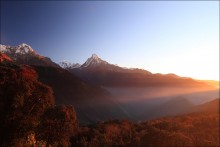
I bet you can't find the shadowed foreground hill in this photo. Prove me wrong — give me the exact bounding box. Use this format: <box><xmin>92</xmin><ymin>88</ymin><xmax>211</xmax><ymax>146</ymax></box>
<box><xmin>0</xmin><ymin>58</ymin><xmax>78</xmax><ymax>146</ymax></box>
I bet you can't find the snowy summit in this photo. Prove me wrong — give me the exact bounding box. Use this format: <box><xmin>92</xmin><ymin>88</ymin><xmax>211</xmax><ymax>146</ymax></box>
<box><xmin>0</xmin><ymin>43</ymin><xmax>36</xmax><ymax>55</ymax></box>
<box><xmin>59</xmin><ymin>61</ymin><xmax>81</xmax><ymax>69</ymax></box>
<box><xmin>16</xmin><ymin>43</ymin><xmax>35</xmax><ymax>55</ymax></box>
<box><xmin>59</xmin><ymin>54</ymin><xmax>107</xmax><ymax>69</ymax></box>
<box><xmin>80</xmin><ymin>54</ymin><xmax>107</xmax><ymax>68</ymax></box>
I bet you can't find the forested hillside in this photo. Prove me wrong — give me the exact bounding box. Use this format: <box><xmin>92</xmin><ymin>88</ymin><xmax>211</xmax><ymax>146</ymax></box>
<box><xmin>0</xmin><ymin>53</ymin><xmax>219</xmax><ymax>146</ymax></box>
<box><xmin>0</xmin><ymin>55</ymin><xmax>77</xmax><ymax>146</ymax></box>
<box><xmin>71</xmin><ymin>100</ymin><xmax>219</xmax><ymax>147</ymax></box>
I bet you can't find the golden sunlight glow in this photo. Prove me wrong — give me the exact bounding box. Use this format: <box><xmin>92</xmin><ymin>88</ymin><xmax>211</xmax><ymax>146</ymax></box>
<box><xmin>147</xmin><ymin>43</ymin><xmax>219</xmax><ymax>81</ymax></box>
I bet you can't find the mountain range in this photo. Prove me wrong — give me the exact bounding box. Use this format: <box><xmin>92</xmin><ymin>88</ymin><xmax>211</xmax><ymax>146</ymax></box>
<box><xmin>0</xmin><ymin>43</ymin><xmax>59</xmax><ymax>67</ymax></box>
<box><xmin>0</xmin><ymin>43</ymin><xmax>217</xmax><ymax>89</ymax></box>
<box><xmin>66</xmin><ymin>54</ymin><xmax>215</xmax><ymax>89</ymax></box>
<box><xmin>0</xmin><ymin>43</ymin><xmax>219</xmax><ymax>124</ymax></box>
<box><xmin>1</xmin><ymin>53</ymin><xmax>218</xmax><ymax>146</ymax></box>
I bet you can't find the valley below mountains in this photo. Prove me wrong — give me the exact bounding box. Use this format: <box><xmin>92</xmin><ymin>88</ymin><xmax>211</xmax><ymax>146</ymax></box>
<box><xmin>1</xmin><ymin>44</ymin><xmax>219</xmax><ymax>123</ymax></box>
<box><xmin>0</xmin><ymin>44</ymin><xmax>219</xmax><ymax>146</ymax></box>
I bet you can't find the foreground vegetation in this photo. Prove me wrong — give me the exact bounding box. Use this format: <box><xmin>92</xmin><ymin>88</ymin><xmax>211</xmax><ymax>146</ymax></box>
<box><xmin>0</xmin><ymin>57</ymin><xmax>219</xmax><ymax>146</ymax></box>
<box><xmin>71</xmin><ymin>110</ymin><xmax>219</xmax><ymax>147</ymax></box>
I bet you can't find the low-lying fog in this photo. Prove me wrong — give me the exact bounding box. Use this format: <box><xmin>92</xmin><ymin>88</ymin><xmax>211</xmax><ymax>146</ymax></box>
<box><xmin>104</xmin><ymin>86</ymin><xmax>219</xmax><ymax>121</ymax></box>
<box><xmin>105</xmin><ymin>87</ymin><xmax>219</xmax><ymax>104</ymax></box>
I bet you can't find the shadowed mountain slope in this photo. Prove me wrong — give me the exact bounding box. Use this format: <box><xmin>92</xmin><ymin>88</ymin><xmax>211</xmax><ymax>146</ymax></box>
<box><xmin>67</xmin><ymin>54</ymin><xmax>216</xmax><ymax>90</ymax></box>
<box><xmin>32</xmin><ymin>66</ymin><xmax>129</xmax><ymax>124</ymax></box>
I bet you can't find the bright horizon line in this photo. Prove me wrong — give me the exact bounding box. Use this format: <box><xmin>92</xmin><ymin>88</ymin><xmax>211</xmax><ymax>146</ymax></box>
<box><xmin>1</xmin><ymin>43</ymin><xmax>219</xmax><ymax>82</ymax></box>
<box><xmin>1</xmin><ymin>2</ymin><xmax>218</xmax><ymax>82</ymax></box>
<box><xmin>58</xmin><ymin>53</ymin><xmax>219</xmax><ymax>82</ymax></box>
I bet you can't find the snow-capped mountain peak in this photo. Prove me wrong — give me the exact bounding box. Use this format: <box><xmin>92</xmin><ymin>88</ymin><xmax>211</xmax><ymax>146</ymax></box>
<box><xmin>0</xmin><ymin>43</ymin><xmax>36</xmax><ymax>55</ymax></box>
<box><xmin>0</xmin><ymin>45</ymin><xmax>7</xmax><ymax>52</ymax></box>
<box><xmin>17</xmin><ymin>43</ymin><xmax>35</xmax><ymax>54</ymax></box>
<box><xmin>81</xmin><ymin>53</ymin><xmax>107</xmax><ymax>68</ymax></box>
<box><xmin>91</xmin><ymin>53</ymin><xmax>99</xmax><ymax>59</ymax></box>
<box><xmin>59</xmin><ymin>61</ymin><xmax>81</xmax><ymax>69</ymax></box>
<box><xmin>0</xmin><ymin>43</ymin><xmax>59</xmax><ymax>67</ymax></box>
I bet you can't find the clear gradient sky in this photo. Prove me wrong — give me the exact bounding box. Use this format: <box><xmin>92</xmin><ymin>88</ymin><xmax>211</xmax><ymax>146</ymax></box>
<box><xmin>1</xmin><ymin>1</ymin><xmax>219</xmax><ymax>80</ymax></box>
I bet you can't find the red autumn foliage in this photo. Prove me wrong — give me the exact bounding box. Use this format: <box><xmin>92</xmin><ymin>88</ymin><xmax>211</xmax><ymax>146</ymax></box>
<box><xmin>0</xmin><ymin>60</ymin><xmax>219</xmax><ymax>147</ymax></box>
<box><xmin>18</xmin><ymin>65</ymin><xmax>38</xmax><ymax>81</ymax></box>
<box><xmin>0</xmin><ymin>52</ymin><xmax>13</xmax><ymax>62</ymax></box>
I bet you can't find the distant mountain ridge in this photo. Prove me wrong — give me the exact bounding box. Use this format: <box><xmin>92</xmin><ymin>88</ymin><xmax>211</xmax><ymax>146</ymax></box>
<box><xmin>61</xmin><ymin>54</ymin><xmax>215</xmax><ymax>89</ymax></box>
<box><xmin>80</xmin><ymin>54</ymin><xmax>108</xmax><ymax>68</ymax></box>
<box><xmin>1</xmin><ymin>43</ymin><xmax>216</xmax><ymax>89</ymax></box>
<box><xmin>62</xmin><ymin>53</ymin><xmax>218</xmax><ymax>123</ymax></box>
<box><xmin>0</xmin><ymin>43</ymin><xmax>59</xmax><ymax>67</ymax></box>
<box><xmin>59</xmin><ymin>61</ymin><xmax>81</xmax><ymax>69</ymax></box>
<box><xmin>0</xmin><ymin>43</ymin><xmax>35</xmax><ymax>55</ymax></box>
<box><xmin>59</xmin><ymin>54</ymin><xmax>145</xmax><ymax>72</ymax></box>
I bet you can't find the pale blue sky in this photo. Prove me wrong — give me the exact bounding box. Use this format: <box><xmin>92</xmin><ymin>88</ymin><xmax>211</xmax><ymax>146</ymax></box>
<box><xmin>1</xmin><ymin>1</ymin><xmax>219</xmax><ymax>80</ymax></box>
